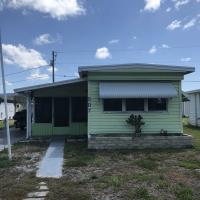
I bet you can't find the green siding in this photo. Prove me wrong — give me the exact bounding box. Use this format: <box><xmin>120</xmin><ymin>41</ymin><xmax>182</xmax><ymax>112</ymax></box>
<box><xmin>88</xmin><ymin>78</ymin><xmax>183</xmax><ymax>135</ymax></box>
<box><xmin>32</xmin><ymin>123</ymin><xmax>53</xmax><ymax>136</ymax></box>
<box><xmin>52</xmin><ymin>123</ymin><xmax>87</xmax><ymax>135</ymax></box>
<box><xmin>32</xmin><ymin>122</ymin><xmax>87</xmax><ymax>136</ymax></box>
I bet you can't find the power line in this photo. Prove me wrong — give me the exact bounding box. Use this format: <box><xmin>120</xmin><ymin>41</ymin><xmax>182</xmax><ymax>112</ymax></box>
<box><xmin>55</xmin><ymin>44</ymin><xmax>200</xmax><ymax>54</ymax></box>
<box><xmin>0</xmin><ymin>64</ymin><xmax>50</xmax><ymax>78</ymax></box>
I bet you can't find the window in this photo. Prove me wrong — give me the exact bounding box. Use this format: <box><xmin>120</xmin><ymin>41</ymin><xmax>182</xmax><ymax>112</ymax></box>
<box><xmin>126</xmin><ymin>98</ymin><xmax>144</xmax><ymax>111</ymax></box>
<box><xmin>72</xmin><ymin>97</ymin><xmax>87</xmax><ymax>122</ymax></box>
<box><xmin>148</xmin><ymin>98</ymin><xmax>167</xmax><ymax>111</ymax></box>
<box><xmin>35</xmin><ymin>97</ymin><xmax>52</xmax><ymax>123</ymax></box>
<box><xmin>103</xmin><ymin>99</ymin><xmax>122</xmax><ymax>111</ymax></box>
<box><xmin>54</xmin><ymin>98</ymin><xmax>69</xmax><ymax>127</ymax></box>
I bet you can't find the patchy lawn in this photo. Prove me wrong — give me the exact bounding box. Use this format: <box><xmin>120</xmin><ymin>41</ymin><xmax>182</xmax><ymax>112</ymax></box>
<box><xmin>45</xmin><ymin>123</ymin><xmax>200</xmax><ymax>200</ymax></box>
<box><xmin>0</xmin><ymin>142</ymin><xmax>48</xmax><ymax>200</ymax></box>
<box><xmin>0</xmin><ymin>121</ymin><xmax>200</xmax><ymax>200</ymax></box>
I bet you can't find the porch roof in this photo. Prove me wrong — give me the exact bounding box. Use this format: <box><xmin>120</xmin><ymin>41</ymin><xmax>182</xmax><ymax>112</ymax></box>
<box><xmin>99</xmin><ymin>82</ymin><xmax>177</xmax><ymax>98</ymax></box>
<box><xmin>14</xmin><ymin>78</ymin><xmax>85</xmax><ymax>93</ymax></box>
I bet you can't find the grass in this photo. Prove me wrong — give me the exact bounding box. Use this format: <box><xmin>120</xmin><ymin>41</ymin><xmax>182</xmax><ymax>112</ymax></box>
<box><xmin>183</xmin><ymin>117</ymin><xmax>200</xmax><ymax>150</ymax></box>
<box><xmin>97</xmin><ymin>175</ymin><xmax>128</xmax><ymax>189</ymax></box>
<box><xmin>0</xmin><ymin>142</ymin><xmax>48</xmax><ymax>200</ymax></box>
<box><xmin>0</xmin><ymin>156</ymin><xmax>16</xmax><ymax>168</ymax></box>
<box><xmin>126</xmin><ymin>187</ymin><xmax>155</xmax><ymax>200</ymax></box>
<box><xmin>179</xmin><ymin>160</ymin><xmax>200</xmax><ymax>169</ymax></box>
<box><xmin>134</xmin><ymin>158</ymin><xmax>158</xmax><ymax>170</ymax></box>
<box><xmin>174</xmin><ymin>184</ymin><xmax>193</xmax><ymax>200</ymax></box>
<box><xmin>0</xmin><ymin>119</ymin><xmax>14</xmax><ymax>129</ymax></box>
<box><xmin>47</xmin><ymin>178</ymin><xmax>91</xmax><ymax>200</ymax></box>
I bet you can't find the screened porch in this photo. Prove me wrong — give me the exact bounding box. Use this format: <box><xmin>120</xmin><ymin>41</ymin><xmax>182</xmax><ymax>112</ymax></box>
<box><xmin>26</xmin><ymin>80</ymin><xmax>88</xmax><ymax>137</ymax></box>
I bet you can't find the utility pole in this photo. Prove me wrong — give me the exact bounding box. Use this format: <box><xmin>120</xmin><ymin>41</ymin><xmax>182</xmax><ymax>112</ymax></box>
<box><xmin>0</xmin><ymin>30</ymin><xmax>12</xmax><ymax>160</ymax></box>
<box><xmin>51</xmin><ymin>50</ymin><xmax>56</xmax><ymax>83</ymax></box>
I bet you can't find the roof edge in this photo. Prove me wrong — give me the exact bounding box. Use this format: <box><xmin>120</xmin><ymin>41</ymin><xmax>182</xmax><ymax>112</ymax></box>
<box><xmin>78</xmin><ymin>63</ymin><xmax>195</xmax><ymax>74</ymax></box>
<box><xmin>15</xmin><ymin>78</ymin><xmax>85</xmax><ymax>93</ymax></box>
<box><xmin>185</xmin><ymin>89</ymin><xmax>200</xmax><ymax>94</ymax></box>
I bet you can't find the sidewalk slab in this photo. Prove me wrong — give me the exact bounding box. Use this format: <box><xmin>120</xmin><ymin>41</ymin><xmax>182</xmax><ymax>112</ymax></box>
<box><xmin>36</xmin><ymin>138</ymin><xmax>65</xmax><ymax>178</ymax></box>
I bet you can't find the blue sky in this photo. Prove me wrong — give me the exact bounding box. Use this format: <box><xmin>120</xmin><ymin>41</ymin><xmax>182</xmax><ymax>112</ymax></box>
<box><xmin>0</xmin><ymin>0</ymin><xmax>199</xmax><ymax>92</ymax></box>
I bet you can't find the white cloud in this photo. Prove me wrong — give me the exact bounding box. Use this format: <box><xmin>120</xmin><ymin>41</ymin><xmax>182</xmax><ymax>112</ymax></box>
<box><xmin>1</xmin><ymin>0</ymin><xmax>85</xmax><ymax>20</ymax></box>
<box><xmin>183</xmin><ymin>18</ymin><xmax>197</xmax><ymax>30</ymax></box>
<box><xmin>149</xmin><ymin>45</ymin><xmax>157</xmax><ymax>54</ymax></box>
<box><xmin>2</xmin><ymin>44</ymin><xmax>47</xmax><ymax>69</ymax></box>
<box><xmin>5</xmin><ymin>80</ymin><xmax>13</xmax><ymax>86</ymax></box>
<box><xmin>47</xmin><ymin>67</ymin><xmax>58</xmax><ymax>72</ymax></box>
<box><xmin>27</xmin><ymin>69</ymin><xmax>49</xmax><ymax>80</ymax></box>
<box><xmin>166</xmin><ymin>7</ymin><xmax>171</xmax><ymax>12</ymax></box>
<box><xmin>34</xmin><ymin>33</ymin><xmax>56</xmax><ymax>45</ymax></box>
<box><xmin>108</xmin><ymin>39</ymin><xmax>119</xmax><ymax>44</ymax></box>
<box><xmin>95</xmin><ymin>47</ymin><xmax>111</xmax><ymax>60</ymax></box>
<box><xmin>133</xmin><ymin>36</ymin><xmax>137</xmax><ymax>40</ymax></box>
<box><xmin>166</xmin><ymin>20</ymin><xmax>182</xmax><ymax>30</ymax></box>
<box><xmin>180</xmin><ymin>57</ymin><xmax>191</xmax><ymax>62</ymax></box>
<box><xmin>144</xmin><ymin>0</ymin><xmax>161</xmax><ymax>12</ymax></box>
<box><xmin>174</xmin><ymin>0</ymin><xmax>190</xmax><ymax>10</ymax></box>
<box><xmin>161</xmin><ymin>44</ymin><xmax>170</xmax><ymax>48</ymax></box>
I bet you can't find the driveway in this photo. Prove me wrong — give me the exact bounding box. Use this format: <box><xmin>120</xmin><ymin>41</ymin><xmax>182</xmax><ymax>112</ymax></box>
<box><xmin>0</xmin><ymin>127</ymin><xmax>26</xmax><ymax>151</ymax></box>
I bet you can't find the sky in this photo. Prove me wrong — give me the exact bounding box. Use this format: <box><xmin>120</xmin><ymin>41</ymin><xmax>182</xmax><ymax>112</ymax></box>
<box><xmin>0</xmin><ymin>0</ymin><xmax>199</xmax><ymax>92</ymax></box>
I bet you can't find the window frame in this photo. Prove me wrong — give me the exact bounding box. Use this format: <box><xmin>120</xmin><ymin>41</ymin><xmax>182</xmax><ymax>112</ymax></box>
<box><xmin>103</xmin><ymin>98</ymin><xmax>123</xmax><ymax>112</ymax></box>
<box><xmin>125</xmin><ymin>98</ymin><xmax>145</xmax><ymax>112</ymax></box>
<box><xmin>147</xmin><ymin>98</ymin><xmax>168</xmax><ymax>112</ymax></box>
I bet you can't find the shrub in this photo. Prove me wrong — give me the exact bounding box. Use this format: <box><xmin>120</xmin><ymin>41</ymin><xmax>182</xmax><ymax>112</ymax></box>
<box><xmin>126</xmin><ymin>114</ymin><xmax>145</xmax><ymax>137</ymax></box>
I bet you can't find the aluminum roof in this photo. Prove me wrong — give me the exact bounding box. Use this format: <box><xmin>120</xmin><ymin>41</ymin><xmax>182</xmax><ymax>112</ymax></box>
<box><xmin>15</xmin><ymin>78</ymin><xmax>85</xmax><ymax>93</ymax></box>
<box><xmin>185</xmin><ymin>89</ymin><xmax>200</xmax><ymax>94</ymax></box>
<box><xmin>79</xmin><ymin>63</ymin><xmax>195</xmax><ymax>75</ymax></box>
<box><xmin>99</xmin><ymin>82</ymin><xmax>177</xmax><ymax>98</ymax></box>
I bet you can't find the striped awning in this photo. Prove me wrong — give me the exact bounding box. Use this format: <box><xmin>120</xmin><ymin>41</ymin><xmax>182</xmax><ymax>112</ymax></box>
<box><xmin>99</xmin><ymin>82</ymin><xmax>177</xmax><ymax>98</ymax></box>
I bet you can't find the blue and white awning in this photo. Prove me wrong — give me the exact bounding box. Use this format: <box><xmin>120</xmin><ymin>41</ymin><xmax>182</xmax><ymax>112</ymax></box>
<box><xmin>99</xmin><ymin>82</ymin><xmax>177</xmax><ymax>98</ymax></box>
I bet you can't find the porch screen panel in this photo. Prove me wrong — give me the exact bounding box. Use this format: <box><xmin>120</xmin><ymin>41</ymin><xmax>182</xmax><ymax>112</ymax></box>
<box><xmin>35</xmin><ymin>97</ymin><xmax>52</xmax><ymax>123</ymax></box>
<box><xmin>54</xmin><ymin>98</ymin><xmax>69</xmax><ymax>127</ymax></box>
<box><xmin>71</xmin><ymin>97</ymin><xmax>87</xmax><ymax>122</ymax></box>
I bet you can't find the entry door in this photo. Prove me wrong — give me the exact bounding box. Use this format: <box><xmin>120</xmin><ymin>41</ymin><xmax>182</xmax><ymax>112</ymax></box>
<box><xmin>54</xmin><ymin>98</ymin><xmax>69</xmax><ymax>127</ymax></box>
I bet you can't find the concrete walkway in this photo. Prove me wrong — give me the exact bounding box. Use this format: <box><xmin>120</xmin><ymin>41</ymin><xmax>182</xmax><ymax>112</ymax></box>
<box><xmin>36</xmin><ymin>138</ymin><xmax>65</xmax><ymax>178</ymax></box>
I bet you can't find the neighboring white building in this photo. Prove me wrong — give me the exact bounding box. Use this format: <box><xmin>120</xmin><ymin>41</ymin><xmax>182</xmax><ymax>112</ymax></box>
<box><xmin>0</xmin><ymin>102</ymin><xmax>15</xmax><ymax>120</ymax></box>
<box><xmin>185</xmin><ymin>89</ymin><xmax>200</xmax><ymax>127</ymax></box>
<box><xmin>0</xmin><ymin>93</ymin><xmax>25</xmax><ymax>121</ymax></box>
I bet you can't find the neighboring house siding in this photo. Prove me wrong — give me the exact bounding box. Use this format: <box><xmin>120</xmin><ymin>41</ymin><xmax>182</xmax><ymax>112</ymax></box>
<box><xmin>88</xmin><ymin>78</ymin><xmax>182</xmax><ymax>135</ymax></box>
<box><xmin>189</xmin><ymin>93</ymin><xmax>200</xmax><ymax>127</ymax></box>
<box><xmin>31</xmin><ymin>83</ymin><xmax>87</xmax><ymax>136</ymax></box>
<box><xmin>0</xmin><ymin>103</ymin><xmax>15</xmax><ymax>120</ymax></box>
<box><xmin>182</xmin><ymin>101</ymin><xmax>190</xmax><ymax>117</ymax></box>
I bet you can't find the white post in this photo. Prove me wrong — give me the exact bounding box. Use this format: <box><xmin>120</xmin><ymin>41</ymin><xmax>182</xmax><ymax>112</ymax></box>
<box><xmin>26</xmin><ymin>94</ymin><xmax>32</xmax><ymax>138</ymax></box>
<box><xmin>0</xmin><ymin>31</ymin><xmax>12</xmax><ymax>160</ymax></box>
